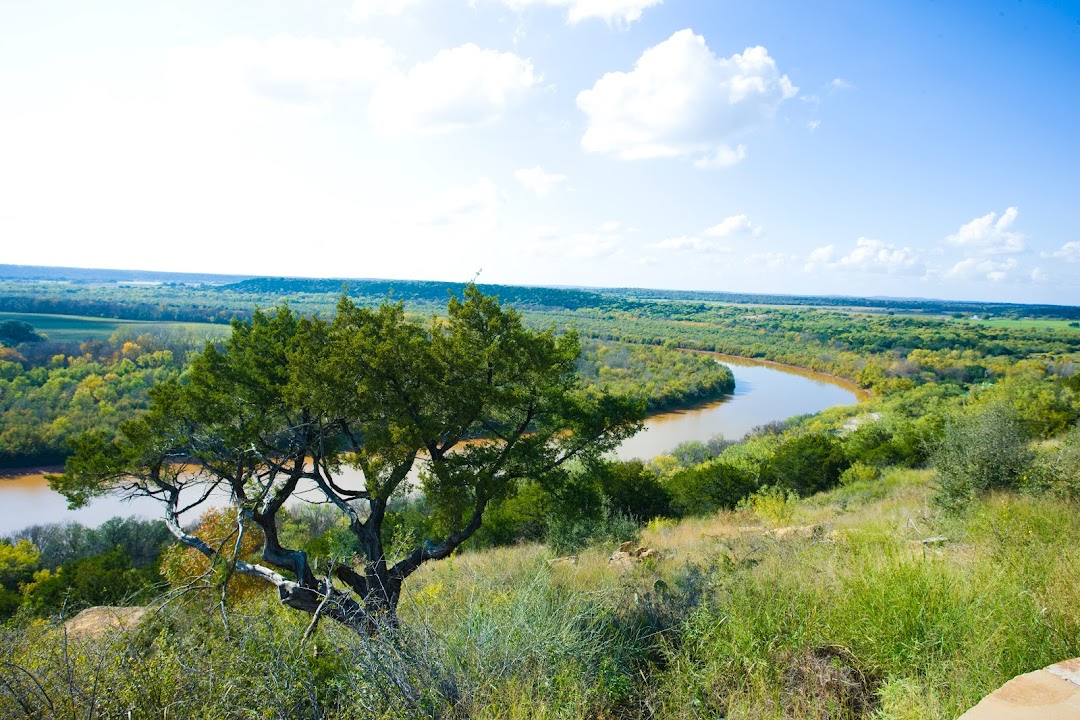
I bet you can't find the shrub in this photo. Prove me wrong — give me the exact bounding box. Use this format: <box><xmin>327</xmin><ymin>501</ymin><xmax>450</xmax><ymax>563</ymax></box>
<box><xmin>932</xmin><ymin>401</ymin><xmax>1034</xmax><ymax>512</ymax></box>
<box><xmin>663</xmin><ymin>460</ymin><xmax>756</xmax><ymax>516</ymax></box>
<box><xmin>767</xmin><ymin>432</ymin><xmax>849</xmax><ymax>496</ymax></box>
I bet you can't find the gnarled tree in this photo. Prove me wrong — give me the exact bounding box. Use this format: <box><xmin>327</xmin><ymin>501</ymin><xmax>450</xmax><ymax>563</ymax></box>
<box><xmin>50</xmin><ymin>286</ymin><xmax>643</xmax><ymax>630</ymax></box>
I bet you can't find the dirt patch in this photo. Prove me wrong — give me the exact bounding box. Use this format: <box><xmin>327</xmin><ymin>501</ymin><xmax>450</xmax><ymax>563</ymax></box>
<box><xmin>64</xmin><ymin>606</ymin><xmax>148</xmax><ymax>639</ymax></box>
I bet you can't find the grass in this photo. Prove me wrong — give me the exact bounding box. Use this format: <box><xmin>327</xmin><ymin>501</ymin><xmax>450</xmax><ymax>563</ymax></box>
<box><xmin>0</xmin><ymin>311</ymin><xmax>228</xmax><ymax>342</ymax></box>
<box><xmin>2</xmin><ymin>470</ymin><xmax>1078</xmax><ymax>718</ymax></box>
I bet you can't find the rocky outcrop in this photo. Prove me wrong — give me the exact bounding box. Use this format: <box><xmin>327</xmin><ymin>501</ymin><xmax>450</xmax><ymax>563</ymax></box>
<box><xmin>959</xmin><ymin>658</ymin><xmax>1080</xmax><ymax>719</ymax></box>
<box><xmin>64</xmin><ymin>606</ymin><xmax>148</xmax><ymax>639</ymax></box>
<box><xmin>609</xmin><ymin>543</ymin><xmax>661</xmax><ymax>570</ymax></box>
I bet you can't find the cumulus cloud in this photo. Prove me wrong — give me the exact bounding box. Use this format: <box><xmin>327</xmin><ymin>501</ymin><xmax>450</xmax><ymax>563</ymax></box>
<box><xmin>945</xmin><ymin>206</ymin><xmax>1026</xmax><ymax>255</ymax></box>
<box><xmin>829</xmin><ymin>77</ymin><xmax>854</xmax><ymax>91</ymax></box>
<box><xmin>171</xmin><ymin>35</ymin><xmax>396</xmax><ymax>111</ymax></box>
<box><xmin>576</xmin><ymin>30</ymin><xmax>797</xmax><ymax>164</ymax></box>
<box><xmin>703</xmin><ymin>213</ymin><xmax>762</xmax><ymax>238</ymax></box>
<box><xmin>945</xmin><ymin>257</ymin><xmax>1018</xmax><ymax>282</ymax></box>
<box><xmin>514</xmin><ymin>166</ymin><xmax>567</xmax><ymax>197</ymax></box>
<box><xmin>492</xmin><ymin>0</ymin><xmax>662</xmax><ymax>26</ymax></box>
<box><xmin>1044</xmin><ymin>241</ymin><xmax>1080</xmax><ymax>263</ymax></box>
<box><xmin>370</xmin><ymin>44</ymin><xmax>537</xmax><ymax>134</ymax></box>
<box><xmin>350</xmin><ymin>0</ymin><xmax>422</xmax><ymax>20</ymax></box>
<box><xmin>805</xmin><ymin>238</ymin><xmax>922</xmax><ymax>274</ymax></box>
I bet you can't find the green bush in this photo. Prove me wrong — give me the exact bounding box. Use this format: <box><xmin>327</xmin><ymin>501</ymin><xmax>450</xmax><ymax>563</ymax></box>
<box><xmin>20</xmin><ymin>547</ymin><xmax>160</xmax><ymax>616</ymax></box>
<box><xmin>663</xmin><ymin>459</ymin><xmax>756</xmax><ymax>516</ymax></box>
<box><xmin>767</xmin><ymin>432</ymin><xmax>849</xmax><ymax>496</ymax></box>
<box><xmin>932</xmin><ymin>401</ymin><xmax>1034</xmax><ymax>512</ymax></box>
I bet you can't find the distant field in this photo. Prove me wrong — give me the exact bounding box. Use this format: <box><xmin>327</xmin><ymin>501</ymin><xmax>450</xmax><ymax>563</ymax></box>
<box><xmin>0</xmin><ymin>312</ymin><xmax>228</xmax><ymax>342</ymax></box>
<box><xmin>962</xmin><ymin>317</ymin><xmax>1080</xmax><ymax>331</ymax></box>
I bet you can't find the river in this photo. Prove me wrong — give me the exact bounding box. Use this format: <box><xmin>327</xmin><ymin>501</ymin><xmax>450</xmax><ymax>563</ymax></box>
<box><xmin>0</xmin><ymin>354</ymin><xmax>861</xmax><ymax>536</ymax></box>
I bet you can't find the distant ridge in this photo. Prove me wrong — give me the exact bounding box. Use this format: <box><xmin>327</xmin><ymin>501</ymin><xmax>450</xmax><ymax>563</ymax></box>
<box><xmin>220</xmin><ymin>277</ymin><xmax>615</xmax><ymax>312</ymax></box>
<box><xmin>1</xmin><ymin>264</ymin><xmax>1077</xmax><ymax>318</ymax></box>
<box><xmin>591</xmin><ymin>286</ymin><xmax>1080</xmax><ymax>318</ymax></box>
<box><xmin>0</xmin><ymin>264</ymin><xmax>253</xmax><ymax>285</ymax></box>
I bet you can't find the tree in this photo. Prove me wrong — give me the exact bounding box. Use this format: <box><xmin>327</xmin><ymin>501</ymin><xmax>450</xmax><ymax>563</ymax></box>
<box><xmin>0</xmin><ymin>320</ymin><xmax>44</xmax><ymax>347</ymax></box>
<box><xmin>766</xmin><ymin>432</ymin><xmax>848</xmax><ymax>496</ymax></box>
<box><xmin>51</xmin><ymin>286</ymin><xmax>643</xmax><ymax>631</ymax></box>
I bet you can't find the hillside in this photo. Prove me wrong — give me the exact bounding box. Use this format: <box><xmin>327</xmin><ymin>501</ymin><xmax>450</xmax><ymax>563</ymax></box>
<box><xmin>2</xmin><ymin>470</ymin><xmax>1078</xmax><ymax>718</ymax></box>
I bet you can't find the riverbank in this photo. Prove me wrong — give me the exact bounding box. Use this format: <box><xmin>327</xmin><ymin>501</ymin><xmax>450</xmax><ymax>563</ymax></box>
<box><xmin>689</xmin><ymin>350</ymin><xmax>871</xmax><ymax>401</ymax></box>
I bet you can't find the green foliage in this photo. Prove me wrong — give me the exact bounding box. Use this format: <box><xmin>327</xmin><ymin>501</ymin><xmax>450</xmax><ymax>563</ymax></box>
<box><xmin>0</xmin><ymin>320</ymin><xmax>43</xmax><ymax>346</ymax></box>
<box><xmin>590</xmin><ymin>459</ymin><xmax>672</xmax><ymax>521</ymax></box>
<box><xmin>576</xmin><ymin>340</ymin><xmax>734</xmax><ymax>411</ymax></box>
<box><xmin>932</xmin><ymin>401</ymin><xmax>1035</xmax><ymax>512</ymax></box>
<box><xmin>544</xmin><ymin>506</ymin><xmax>640</xmax><ymax>555</ymax></box>
<box><xmin>663</xmin><ymin>458</ymin><xmax>757</xmax><ymax>516</ymax></box>
<box><xmin>839</xmin><ymin>461</ymin><xmax>881</xmax><ymax>486</ymax></box>
<box><xmin>8</xmin><ymin>518</ymin><xmax>173</xmax><ymax>572</ymax></box>
<box><xmin>1026</xmin><ymin>424</ymin><xmax>1080</xmax><ymax>500</ymax></box>
<box><xmin>20</xmin><ymin>547</ymin><xmax>159</xmax><ymax>615</ymax></box>
<box><xmin>0</xmin><ymin>540</ymin><xmax>39</xmax><ymax>591</ymax></box>
<box><xmin>767</xmin><ymin>431</ymin><xmax>849</xmax><ymax>496</ymax></box>
<box><xmin>0</xmin><ymin>326</ymin><xmax>205</xmax><ymax>466</ymax></box>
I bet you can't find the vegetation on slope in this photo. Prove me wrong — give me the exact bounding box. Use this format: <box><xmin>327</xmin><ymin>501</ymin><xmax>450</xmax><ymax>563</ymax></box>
<box><xmin>2</xmin><ymin>466</ymin><xmax>1078</xmax><ymax>718</ymax></box>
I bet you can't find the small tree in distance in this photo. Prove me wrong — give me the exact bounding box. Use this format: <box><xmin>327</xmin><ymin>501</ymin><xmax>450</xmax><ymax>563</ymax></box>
<box><xmin>50</xmin><ymin>286</ymin><xmax>643</xmax><ymax>631</ymax></box>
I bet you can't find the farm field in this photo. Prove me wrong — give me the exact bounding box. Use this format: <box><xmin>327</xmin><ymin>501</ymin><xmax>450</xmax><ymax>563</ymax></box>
<box><xmin>0</xmin><ymin>312</ymin><xmax>228</xmax><ymax>342</ymax></box>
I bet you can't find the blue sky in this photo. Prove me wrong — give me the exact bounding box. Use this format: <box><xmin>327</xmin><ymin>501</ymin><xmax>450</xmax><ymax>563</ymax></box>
<box><xmin>1</xmin><ymin>0</ymin><xmax>1078</xmax><ymax>303</ymax></box>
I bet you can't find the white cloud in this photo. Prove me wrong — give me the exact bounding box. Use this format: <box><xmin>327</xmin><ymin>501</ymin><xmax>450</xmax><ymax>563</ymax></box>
<box><xmin>654</xmin><ymin>235</ymin><xmax>710</xmax><ymax>251</ymax></box>
<box><xmin>1045</xmin><ymin>241</ymin><xmax>1080</xmax><ymax>263</ymax></box>
<box><xmin>808</xmin><ymin>119</ymin><xmax>821</xmax><ymax>131</ymax></box>
<box><xmin>350</xmin><ymin>0</ymin><xmax>422</xmax><ymax>20</ymax></box>
<box><xmin>703</xmin><ymin>213</ymin><xmax>762</xmax><ymax>238</ymax></box>
<box><xmin>522</xmin><ymin>221</ymin><xmax>635</xmax><ymax>261</ymax></box>
<box><xmin>748</xmin><ymin>252</ymin><xmax>798</xmax><ymax>269</ymax></box>
<box><xmin>805</xmin><ymin>238</ymin><xmax>922</xmax><ymax>274</ymax></box>
<box><xmin>829</xmin><ymin>77</ymin><xmax>854</xmax><ymax>91</ymax></box>
<box><xmin>410</xmin><ymin>177</ymin><xmax>504</xmax><ymax>226</ymax></box>
<box><xmin>568</xmin><ymin>233</ymin><xmax>622</xmax><ymax>258</ymax></box>
<box><xmin>945</xmin><ymin>257</ymin><xmax>1018</xmax><ymax>282</ymax></box>
<box><xmin>576</xmin><ymin>30</ymin><xmax>797</xmax><ymax>164</ymax></box>
<box><xmin>945</xmin><ymin>206</ymin><xmax>1026</xmax><ymax>255</ymax></box>
<box><xmin>693</xmin><ymin>144</ymin><xmax>747</xmax><ymax>169</ymax></box>
<box><xmin>171</xmin><ymin>35</ymin><xmax>396</xmax><ymax>111</ymax></box>
<box><xmin>514</xmin><ymin>166</ymin><xmax>567</xmax><ymax>197</ymax></box>
<box><xmin>492</xmin><ymin>0</ymin><xmax>662</xmax><ymax>26</ymax></box>
<box><xmin>804</xmin><ymin>245</ymin><xmax>837</xmax><ymax>272</ymax></box>
<box><xmin>370</xmin><ymin>44</ymin><xmax>537</xmax><ymax>134</ymax></box>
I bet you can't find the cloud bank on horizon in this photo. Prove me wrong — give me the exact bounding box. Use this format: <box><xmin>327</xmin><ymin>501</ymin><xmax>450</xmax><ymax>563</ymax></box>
<box><xmin>0</xmin><ymin>0</ymin><xmax>1077</xmax><ymax>303</ymax></box>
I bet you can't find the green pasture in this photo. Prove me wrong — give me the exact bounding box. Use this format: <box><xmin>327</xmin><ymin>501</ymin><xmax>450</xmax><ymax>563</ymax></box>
<box><xmin>0</xmin><ymin>312</ymin><xmax>228</xmax><ymax>342</ymax></box>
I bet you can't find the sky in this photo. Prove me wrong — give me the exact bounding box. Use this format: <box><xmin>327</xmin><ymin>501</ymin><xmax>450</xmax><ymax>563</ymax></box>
<box><xmin>1</xmin><ymin>1</ymin><xmax>1079</xmax><ymax>304</ymax></box>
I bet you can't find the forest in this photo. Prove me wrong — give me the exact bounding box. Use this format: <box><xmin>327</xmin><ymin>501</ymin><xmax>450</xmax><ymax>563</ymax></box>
<box><xmin>0</xmin><ymin>271</ymin><xmax>1078</xmax><ymax>718</ymax></box>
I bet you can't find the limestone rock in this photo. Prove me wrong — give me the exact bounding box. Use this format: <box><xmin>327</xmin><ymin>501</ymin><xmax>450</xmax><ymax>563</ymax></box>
<box><xmin>959</xmin><ymin>658</ymin><xmax>1080</xmax><ymax>719</ymax></box>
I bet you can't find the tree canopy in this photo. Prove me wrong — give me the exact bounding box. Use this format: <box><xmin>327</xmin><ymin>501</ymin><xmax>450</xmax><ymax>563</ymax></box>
<box><xmin>51</xmin><ymin>286</ymin><xmax>643</xmax><ymax>629</ymax></box>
